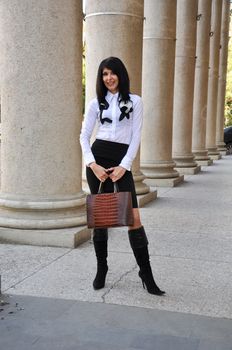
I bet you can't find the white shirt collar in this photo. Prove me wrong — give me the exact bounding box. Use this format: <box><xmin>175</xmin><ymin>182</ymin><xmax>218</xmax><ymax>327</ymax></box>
<box><xmin>105</xmin><ymin>90</ymin><xmax>119</xmax><ymax>103</ymax></box>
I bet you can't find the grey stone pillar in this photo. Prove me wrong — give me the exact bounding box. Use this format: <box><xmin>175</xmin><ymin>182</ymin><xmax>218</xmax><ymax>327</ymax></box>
<box><xmin>0</xmin><ymin>110</ymin><xmax>1</xmax><ymax>183</ymax></box>
<box><xmin>216</xmin><ymin>0</ymin><xmax>231</xmax><ymax>154</ymax></box>
<box><xmin>85</xmin><ymin>0</ymin><xmax>156</xmax><ymax>206</ymax></box>
<box><xmin>206</xmin><ymin>0</ymin><xmax>223</xmax><ymax>160</ymax></box>
<box><xmin>0</xmin><ymin>0</ymin><xmax>89</xmax><ymax>247</ymax></box>
<box><xmin>192</xmin><ymin>0</ymin><xmax>213</xmax><ymax>166</ymax></box>
<box><xmin>172</xmin><ymin>0</ymin><xmax>201</xmax><ymax>175</ymax></box>
<box><xmin>141</xmin><ymin>0</ymin><xmax>184</xmax><ymax>187</ymax></box>
<box><xmin>0</xmin><ymin>102</ymin><xmax>1</xmax><ymax>183</ymax></box>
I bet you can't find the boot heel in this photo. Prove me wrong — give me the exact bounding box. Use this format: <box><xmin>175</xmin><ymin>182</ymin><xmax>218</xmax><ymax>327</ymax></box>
<box><xmin>128</xmin><ymin>227</ymin><xmax>165</xmax><ymax>296</ymax></box>
<box><xmin>139</xmin><ymin>270</ymin><xmax>165</xmax><ymax>296</ymax></box>
<box><xmin>141</xmin><ymin>280</ymin><xmax>146</xmax><ymax>290</ymax></box>
<box><xmin>139</xmin><ymin>271</ymin><xmax>145</xmax><ymax>289</ymax></box>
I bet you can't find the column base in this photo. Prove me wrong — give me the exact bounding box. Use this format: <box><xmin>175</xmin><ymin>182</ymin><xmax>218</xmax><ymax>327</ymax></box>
<box><xmin>217</xmin><ymin>142</ymin><xmax>227</xmax><ymax>155</ymax></box>
<box><xmin>193</xmin><ymin>150</ymin><xmax>209</xmax><ymax>159</ymax></box>
<box><xmin>0</xmin><ymin>225</ymin><xmax>91</xmax><ymax>248</ymax></box>
<box><xmin>219</xmin><ymin>149</ymin><xmax>228</xmax><ymax>156</ymax></box>
<box><xmin>172</xmin><ymin>155</ymin><xmax>198</xmax><ymax>169</ymax></box>
<box><xmin>209</xmin><ymin>154</ymin><xmax>222</xmax><ymax>160</ymax></box>
<box><xmin>216</xmin><ymin>141</ymin><xmax>226</xmax><ymax>151</ymax></box>
<box><xmin>192</xmin><ymin>150</ymin><xmax>212</xmax><ymax>166</ymax></box>
<box><xmin>174</xmin><ymin>165</ymin><xmax>201</xmax><ymax>175</ymax></box>
<box><xmin>0</xmin><ymin>192</ymin><xmax>87</xmax><ymax>229</ymax></box>
<box><xmin>207</xmin><ymin>147</ymin><xmax>221</xmax><ymax>160</ymax></box>
<box><xmin>133</xmin><ymin>171</ymin><xmax>150</xmax><ymax>195</ymax></box>
<box><xmin>144</xmin><ymin>175</ymin><xmax>184</xmax><ymax>187</ymax></box>
<box><xmin>196</xmin><ymin>159</ymin><xmax>213</xmax><ymax>166</ymax></box>
<box><xmin>141</xmin><ymin>160</ymin><xmax>180</xmax><ymax>179</ymax></box>
<box><xmin>137</xmin><ymin>190</ymin><xmax>157</xmax><ymax>207</ymax></box>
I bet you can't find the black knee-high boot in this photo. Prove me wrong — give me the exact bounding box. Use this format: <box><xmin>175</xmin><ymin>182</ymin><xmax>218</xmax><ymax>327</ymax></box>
<box><xmin>128</xmin><ymin>226</ymin><xmax>165</xmax><ymax>296</ymax></box>
<box><xmin>92</xmin><ymin>228</ymin><xmax>108</xmax><ymax>290</ymax></box>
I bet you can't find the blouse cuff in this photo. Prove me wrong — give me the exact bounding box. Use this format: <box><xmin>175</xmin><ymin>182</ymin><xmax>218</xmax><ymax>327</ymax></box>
<box><xmin>85</xmin><ymin>152</ymin><xmax>96</xmax><ymax>167</ymax></box>
<box><xmin>119</xmin><ymin>155</ymin><xmax>132</xmax><ymax>171</ymax></box>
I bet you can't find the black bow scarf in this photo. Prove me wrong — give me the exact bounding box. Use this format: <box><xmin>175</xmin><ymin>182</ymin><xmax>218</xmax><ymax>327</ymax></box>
<box><xmin>99</xmin><ymin>100</ymin><xmax>112</xmax><ymax>124</ymax></box>
<box><xmin>118</xmin><ymin>99</ymin><xmax>133</xmax><ymax>121</ymax></box>
<box><xmin>99</xmin><ymin>98</ymin><xmax>133</xmax><ymax>125</ymax></box>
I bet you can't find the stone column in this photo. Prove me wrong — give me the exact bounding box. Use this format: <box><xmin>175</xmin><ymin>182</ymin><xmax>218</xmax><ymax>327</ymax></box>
<box><xmin>192</xmin><ymin>0</ymin><xmax>213</xmax><ymax>166</ymax></box>
<box><xmin>172</xmin><ymin>0</ymin><xmax>201</xmax><ymax>175</ymax></box>
<box><xmin>0</xmin><ymin>104</ymin><xmax>1</xmax><ymax>183</ymax></box>
<box><xmin>0</xmin><ymin>0</ymin><xmax>89</xmax><ymax>248</ymax></box>
<box><xmin>141</xmin><ymin>0</ymin><xmax>184</xmax><ymax>187</ymax></box>
<box><xmin>85</xmin><ymin>0</ymin><xmax>156</xmax><ymax>206</ymax></box>
<box><xmin>206</xmin><ymin>0</ymin><xmax>223</xmax><ymax>159</ymax></box>
<box><xmin>216</xmin><ymin>0</ymin><xmax>231</xmax><ymax>154</ymax></box>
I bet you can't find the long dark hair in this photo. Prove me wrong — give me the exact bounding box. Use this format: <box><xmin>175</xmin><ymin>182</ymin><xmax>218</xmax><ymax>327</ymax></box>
<box><xmin>96</xmin><ymin>57</ymin><xmax>130</xmax><ymax>105</ymax></box>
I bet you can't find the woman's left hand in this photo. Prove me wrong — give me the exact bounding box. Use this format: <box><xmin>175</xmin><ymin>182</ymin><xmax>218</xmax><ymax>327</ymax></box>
<box><xmin>107</xmin><ymin>166</ymin><xmax>126</xmax><ymax>182</ymax></box>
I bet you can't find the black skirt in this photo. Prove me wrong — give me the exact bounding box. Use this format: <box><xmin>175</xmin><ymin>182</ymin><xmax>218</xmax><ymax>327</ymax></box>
<box><xmin>86</xmin><ymin>139</ymin><xmax>138</xmax><ymax>208</ymax></box>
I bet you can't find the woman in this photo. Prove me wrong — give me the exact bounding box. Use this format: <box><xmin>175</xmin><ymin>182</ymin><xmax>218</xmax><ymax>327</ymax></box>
<box><xmin>80</xmin><ymin>57</ymin><xmax>165</xmax><ymax>296</ymax></box>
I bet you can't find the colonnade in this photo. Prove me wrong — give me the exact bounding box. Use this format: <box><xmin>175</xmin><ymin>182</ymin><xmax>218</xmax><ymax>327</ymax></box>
<box><xmin>0</xmin><ymin>0</ymin><xmax>230</xmax><ymax>247</ymax></box>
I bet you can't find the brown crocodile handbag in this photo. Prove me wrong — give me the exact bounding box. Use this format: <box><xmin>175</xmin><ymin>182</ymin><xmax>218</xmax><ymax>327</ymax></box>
<box><xmin>86</xmin><ymin>181</ymin><xmax>134</xmax><ymax>228</ymax></box>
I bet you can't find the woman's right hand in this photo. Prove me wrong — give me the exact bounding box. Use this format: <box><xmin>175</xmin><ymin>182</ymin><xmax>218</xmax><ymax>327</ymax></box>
<box><xmin>89</xmin><ymin>162</ymin><xmax>109</xmax><ymax>182</ymax></box>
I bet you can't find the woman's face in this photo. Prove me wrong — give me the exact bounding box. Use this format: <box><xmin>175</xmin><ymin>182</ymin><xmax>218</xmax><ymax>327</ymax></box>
<box><xmin>102</xmin><ymin>68</ymin><xmax>119</xmax><ymax>94</ymax></box>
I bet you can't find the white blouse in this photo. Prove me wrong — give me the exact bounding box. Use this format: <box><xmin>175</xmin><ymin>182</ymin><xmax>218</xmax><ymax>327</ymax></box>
<box><xmin>80</xmin><ymin>91</ymin><xmax>143</xmax><ymax>171</ymax></box>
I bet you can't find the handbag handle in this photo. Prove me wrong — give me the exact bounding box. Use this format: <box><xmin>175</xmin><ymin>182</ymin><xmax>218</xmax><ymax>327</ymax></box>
<box><xmin>98</xmin><ymin>181</ymin><xmax>119</xmax><ymax>194</ymax></box>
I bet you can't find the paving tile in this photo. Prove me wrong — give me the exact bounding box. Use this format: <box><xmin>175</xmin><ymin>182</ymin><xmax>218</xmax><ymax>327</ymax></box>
<box><xmin>0</xmin><ymin>244</ymin><xmax>70</xmax><ymax>290</ymax></box>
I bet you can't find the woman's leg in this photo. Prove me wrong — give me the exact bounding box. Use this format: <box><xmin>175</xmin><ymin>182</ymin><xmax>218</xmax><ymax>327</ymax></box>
<box><xmin>92</xmin><ymin>228</ymin><xmax>108</xmax><ymax>290</ymax></box>
<box><xmin>86</xmin><ymin>167</ymin><xmax>109</xmax><ymax>289</ymax></box>
<box><xmin>129</xmin><ymin>208</ymin><xmax>142</xmax><ymax>230</ymax></box>
<box><xmin>128</xmin><ymin>209</ymin><xmax>165</xmax><ymax>296</ymax></box>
